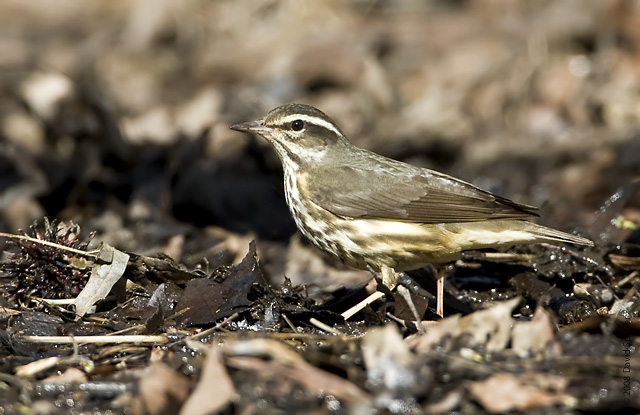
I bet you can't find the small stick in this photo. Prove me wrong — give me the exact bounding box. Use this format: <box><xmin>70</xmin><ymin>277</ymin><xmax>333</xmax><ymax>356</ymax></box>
<box><xmin>21</xmin><ymin>335</ymin><xmax>168</xmax><ymax>344</ymax></box>
<box><xmin>614</xmin><ymin>270</ymin><xmax>639</xmax><ymax>289</ymax></box>
<box><xmin>309</xmin><ymin>317</ymin><xmax>341</xmax><ymax>335</ymax></box>
<box><xmin>0</xmin><ymin>232</ymin><xmax>98</xmax><ymax>258</ymax></box>
<box><xmin>341</xmin><ymin>291</ymin><xmax>385</xmax><ymax>320</ymax></box>
<box><xmin>186</xmin><ymin>312</ymin><xmax>241</xmax><ymax>342</ymax></box>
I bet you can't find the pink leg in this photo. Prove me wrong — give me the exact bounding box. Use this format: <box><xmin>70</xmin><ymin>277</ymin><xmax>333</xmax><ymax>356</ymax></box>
<box><xmin>436</xmin><ymin>271</ymin><xmax>444</xmax><ymax>317</ymax></box>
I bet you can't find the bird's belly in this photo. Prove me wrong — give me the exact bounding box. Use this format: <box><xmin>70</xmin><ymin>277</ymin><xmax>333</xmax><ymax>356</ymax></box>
<box><xmin>320</xmin><ymin>218</ymin><xmax>463</xmax><ymax>270</ymax></box>
<box><xmin>287</xmin><ymin>194</ymin><xmax>461</xmax><ymax>270</ymax></box>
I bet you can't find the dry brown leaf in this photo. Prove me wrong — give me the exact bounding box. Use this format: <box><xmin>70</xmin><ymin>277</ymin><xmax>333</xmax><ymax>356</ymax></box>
<box><xmin>224</xmin><ymin>339</ymin><xmax>370</xmax><ymax>407</ymax></box>
<box><xmin>139</xmin><ymin>362</ymin><xmax>191</xmax><ymax>415</ymax></box>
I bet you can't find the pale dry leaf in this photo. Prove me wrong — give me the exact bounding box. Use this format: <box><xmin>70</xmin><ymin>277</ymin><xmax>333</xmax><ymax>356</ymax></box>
<box><xmin>122</xmin><ymin>0</ymin><xmax>181</xmax><ymax>50</ymax></box>
<box><xmin>457</xmin><ymin>297</ymin><xmax>521</xmax><ymax>352</ymax></box>
<box><xmin>179</xmin><ymin>345</ymin><xmax>236</xmax><ymax>415</ymax></box>
<box><xmin>223</xmin><ymin>338</ymin><xmax>308</xmax><ymax>367</ymax></box>
<box><xmin>73</xmin><ymin>243</ymin><xmax>130</xmax><ymax>317</ymax></box>
<box><xmin>1</xmin><ymin>110</ymin><xmax>45</xmax><ymax>153</ymax></box>
<box><xmin>176</xmin><ymin>88</ymin><xmax>222</xmax><ymax>137</ymax></box>
<box><xmin>469</xmin><ymin>372</ymin><xmax>573</xmax><ymax>412</ymax></box>
<box><xmin>362</xmin><ymin>324</ymin><xmax>416</xmax><ymax>390</ymax></box>
<box><xmin>121</xmin><ymin>106</ymin><xmax>176</xmax><ymax>145</ymax></box>
<box><xmin>423</xmin><ymin>389</ymin><xmax>464</xmax><ymax>414</ymax></box>
<box><xmin>41</xmin><ymin>367</ymin><xmax>87</xmax><ymax>384</ymax></box>
<box><xmin>409</xmin><ymin>297</ymin><xmax>521</xmax><ymax>353</ymax></box>
<box><xmin>512</xmin><ymin>306</ymin><xmax>561</xmax><ymax>358</ymax></box>
<box><xmin>407</xmin><ymin>314</ymin><xmax>462</xmax><ymax>353</ymax></box>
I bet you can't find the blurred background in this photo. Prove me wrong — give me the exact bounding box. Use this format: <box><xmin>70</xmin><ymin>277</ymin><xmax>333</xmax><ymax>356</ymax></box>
<box><xmin>0</xmin><ymin>0</ymin><xmax>638</xmax><ymax>292</ymax></box>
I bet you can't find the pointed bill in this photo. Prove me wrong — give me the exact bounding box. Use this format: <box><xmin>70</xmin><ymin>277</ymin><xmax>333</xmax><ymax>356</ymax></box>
<box><xmin>230</xmin><ymin>119</ymin><xmax>272</xmax><ymax>135</ymax></box>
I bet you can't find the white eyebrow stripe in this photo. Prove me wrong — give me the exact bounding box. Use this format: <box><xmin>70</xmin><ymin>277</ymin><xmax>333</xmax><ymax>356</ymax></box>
<box><xmin>278</xmin><ymin>114</ymin><xmax>343</xmax><ymax>137</ymax></box>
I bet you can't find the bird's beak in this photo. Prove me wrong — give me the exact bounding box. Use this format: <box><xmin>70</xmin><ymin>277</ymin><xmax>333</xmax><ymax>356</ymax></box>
<box><xmin>230</xmin><ymin>119</ymin><xmax>271</xmax><ymax>135</ymax></box>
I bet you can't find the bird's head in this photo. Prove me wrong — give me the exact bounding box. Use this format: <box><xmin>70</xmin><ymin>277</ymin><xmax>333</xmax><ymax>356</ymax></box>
<box><xmin>231</xmin><ymin>103</ymin><xmax>350</xmax><ymax>170</ymax></box>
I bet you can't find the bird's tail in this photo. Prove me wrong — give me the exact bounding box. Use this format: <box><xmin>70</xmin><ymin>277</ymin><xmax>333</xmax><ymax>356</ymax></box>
<box><xmin>448</xmin><ymin>220</ymin><xmax>594</xmax><ymax>252</ymax></box>
<box><xmin>520</xmin><ymin>221</ymin><xmax>594</xmax><ymax>247</ymax></box>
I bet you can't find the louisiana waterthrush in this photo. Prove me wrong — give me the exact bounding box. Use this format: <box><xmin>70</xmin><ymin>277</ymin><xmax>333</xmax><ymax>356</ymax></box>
<box><xmin>231</xmin><ymin>104</ymin><xmax>593</xmax><ymax>317</ymax></box>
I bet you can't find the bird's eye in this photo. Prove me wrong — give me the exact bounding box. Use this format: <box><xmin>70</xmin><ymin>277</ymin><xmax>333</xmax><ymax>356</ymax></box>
<box><xmin>291</xmin><ymin>119</ymin><xmax>304</xmax><ymax>131</ymax></box>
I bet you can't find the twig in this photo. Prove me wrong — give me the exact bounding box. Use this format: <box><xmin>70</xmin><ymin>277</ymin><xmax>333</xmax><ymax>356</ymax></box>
<box><xmin>30</xmin><ymin>297</ymin><xmax>75</xmax><ymax>305</ymax></box>
<box><xmin>614</xmin><ymin>270</ymin><xmax>639</xmax><ymax>289</ymax></box>
<box><xmin>186</xmin><ymin>312</ymin><xmax>241</xmax><ymax>342</ymax></box>
<box><xmin>0</xmin><ymin>232</ymin><xmax>98</xmax><ymax>258</ymax></box>
<box><xmin>478</xmin><ymin>252</ymin><xmax>535</xmax><ymax>262</ymax></box>
<box><xmin>341</xmin><ymin>291</ymin><xmax>385</xmax><ymax>320</ymax></box>
<box><xmin>282</xmin><ymin>313</ymin><xmax>299</xmax><ymax>332</ymax></box>
<box><xmin>21</xmin><ymin>335</ymin><xmax>168</xmax><ymax>344</ymax></box>
<box><xmin>309</xmin><ymin>317</ymin><xmax>341</xmax><ymax>335</ymax></box>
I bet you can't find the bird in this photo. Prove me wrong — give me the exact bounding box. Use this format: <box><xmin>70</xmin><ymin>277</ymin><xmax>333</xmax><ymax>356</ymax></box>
<box><xmin>230</xmin><ymin>103</ymin><xmax>593</xmax><ymax>318</ymax></box>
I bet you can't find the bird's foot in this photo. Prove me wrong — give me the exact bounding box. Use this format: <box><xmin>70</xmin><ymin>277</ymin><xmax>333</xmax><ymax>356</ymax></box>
<box><xmin>397</xmin><ymin>272</ymin><xmax>433</xmax><ymax>299</ymax></box>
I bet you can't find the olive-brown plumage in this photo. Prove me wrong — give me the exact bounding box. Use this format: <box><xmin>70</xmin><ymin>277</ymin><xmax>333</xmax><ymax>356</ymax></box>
<box><xmin>231</xmin><ymin>104</ymin><xmax>593</xmax><ymax>316</ymax></box>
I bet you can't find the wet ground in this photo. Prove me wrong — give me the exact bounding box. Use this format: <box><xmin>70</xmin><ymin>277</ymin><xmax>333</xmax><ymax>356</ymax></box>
<box><xmin>0</xmin><ymin>1</ymin><xmax>639</xmax><ymax>414</ymax></box>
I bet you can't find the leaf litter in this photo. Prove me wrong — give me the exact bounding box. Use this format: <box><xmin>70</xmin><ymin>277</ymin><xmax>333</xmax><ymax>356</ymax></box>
<box><xmin>0</xmin><ymin>214</ymin><xmax>639</xmax><ymax>414</ymax></box>
<box><xmin>1</xmin><ymin>1</ymin><xmax>640</xmax><ymax>414</ymax></box>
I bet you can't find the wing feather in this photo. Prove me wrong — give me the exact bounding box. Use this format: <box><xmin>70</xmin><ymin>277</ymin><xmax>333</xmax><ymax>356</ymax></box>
<box><xmin>308</xmin><ymin>164</ymin><xmax>538</xmax><ymax>223</ymax></box>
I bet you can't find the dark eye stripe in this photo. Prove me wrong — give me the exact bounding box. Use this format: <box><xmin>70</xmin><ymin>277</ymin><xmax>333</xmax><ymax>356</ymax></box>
<box><xmin>276</xmin><ymin>114</ymin><xmax>343</xmax><ymax>137</ymax></box>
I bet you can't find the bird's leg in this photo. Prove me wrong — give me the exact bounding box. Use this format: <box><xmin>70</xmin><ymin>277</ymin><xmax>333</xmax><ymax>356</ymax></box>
<box><xmin>436</xmin><ymin>271</ymin><xmax>444</xmax><ymax>317</ymax></box>
<box><xmin>423</xmin><ymin>264</ymin><xmax>445</xmax><ymax>317</ymax></box>
<box><xmin>381</xmin><ymin>264</ymin><xmax>446</xmax><ymax>317</ymax></box>
<box><xmin>396</xmin><ymin>272</ymin><xmax>433</xmax><ymax>298</ymax></box>
<box><xmin>366</xmin><ymin>264</ymin><xmax>378</xmax><ymax>278</ymax></box>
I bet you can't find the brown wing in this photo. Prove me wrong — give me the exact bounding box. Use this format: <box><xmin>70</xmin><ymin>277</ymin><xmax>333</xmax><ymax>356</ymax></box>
<box><xmin>308</xmin><ymin>164</ymin><xmax>539</xmax><ymax>223</ymax></box>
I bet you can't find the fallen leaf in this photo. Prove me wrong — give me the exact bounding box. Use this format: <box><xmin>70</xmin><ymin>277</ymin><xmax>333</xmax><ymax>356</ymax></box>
<box><xmin>409</xmin><ymin>297</ymin><xmax>521</xmax><ymax>353</ymax></box>
<box><xmin>175</xmin><ymin>241</ymin><xmax>260</xmax><ymax>325</ymax></box>
<box><xmin>139</xmin><ymin>362</ymin><xmax>191</xmax><ymax>415</ymax></box>
<box><xmin>179</xmin><ymin>345</ymin><xmax>236</xmax><ymax>415</ymax></box>
<box><xmin>223</xmin><ymin>338</ymin><xmax>370</xmax><ymax>407</ymax></box>
<box><xmin>73</xmin><ymin>243</ymin><xmax>130</xmax><ymax>317</ymax></box>
<box><xmin>362</xmin><ymin>323</ymin><xmax>418</xmax><ymax>391</ymax></box>
<box><xmin>469</xmin><ymin>372</ymin><xmax>573</xmax><ymax>412</ymax></box>
<box><xmin>512</xmin><ymin>306</ymin><xmax>561</xmax><ymax>357</ymax></box>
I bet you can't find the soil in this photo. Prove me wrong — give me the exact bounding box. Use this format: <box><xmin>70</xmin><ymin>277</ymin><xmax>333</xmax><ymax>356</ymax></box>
<box><xmin>0</xmin><ymin>1</ymin><xmax>639</xmax><ymax>414</ymax></box>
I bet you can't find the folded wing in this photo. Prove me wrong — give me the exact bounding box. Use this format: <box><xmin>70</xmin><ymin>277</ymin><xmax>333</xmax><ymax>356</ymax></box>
<box><xmin>308</xmin><ymin>164</ymin><xmax>539</xmax><ymax>223</ymax></box>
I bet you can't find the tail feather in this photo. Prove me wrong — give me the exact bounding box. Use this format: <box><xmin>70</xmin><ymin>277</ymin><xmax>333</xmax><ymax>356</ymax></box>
<box><xmin>448</xmin><ymin>220</ymin><xmax>594</xmax><ymax>252</ymax></box>
<box><xmin>521</xmin><ymin>222</ymin><xmax>594</xmax><ymax>247</ymax></box>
